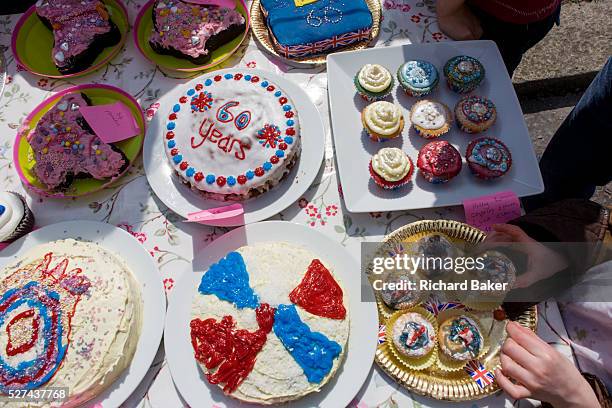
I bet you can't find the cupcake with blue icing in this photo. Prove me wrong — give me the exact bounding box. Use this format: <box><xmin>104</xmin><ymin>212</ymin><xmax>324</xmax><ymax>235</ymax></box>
<box><xmin>354</xmin><ymin>64</ymin><xmax>394</xmax><ymax>101</ymax></box>
<box><xmin>397</xmin><ymin>60</ymin><xmax>439</xmax><ymax>97</ymax></box>
<box><xmin>466</xmin><ymin>137</ymin><xmax>512</xmax><ymax>180</ymax></box>
<box><xmin>437</xmin><ymin>313</ymin><xmax>485</xmax><ymax>364</ymax></box>
<box><xmin>0</xmin><ymin>192</ymin><xmax>35</xmax><ymax>244</ymax></box>
<box><xmin>389</xmin><ymin>308</ymin><xmax>438</xmax><ymax>370</ymax></box>
<box><xmin>444</xmin><ymin>56</ymin><xmax>485</xmax><ymax>94</ymax></box>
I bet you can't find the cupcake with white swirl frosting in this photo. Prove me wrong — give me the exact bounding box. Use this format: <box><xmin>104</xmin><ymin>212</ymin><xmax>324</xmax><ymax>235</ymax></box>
<box><xmin>361</xmin><ymin>101</ymin><xmax>404</xmax><ymax>142</ymax></box>
<box><xmin>354</xmin><ymin>64</ymin><xmax>394</xmax><ymax>101</ymax></box>
<box><xmin>369</xmin><ymin>147</ymin><xmax>413</xmax><ymax>190</ymax></box>
<box><xmin>0</xmin><ymin>192</ymin><xmax>35</xmax><ymax>244</ymax></box>
<box><xmin>409</xmin><ymin>99</ymin><xmax>452</xmax><ymax>139</ymax></box>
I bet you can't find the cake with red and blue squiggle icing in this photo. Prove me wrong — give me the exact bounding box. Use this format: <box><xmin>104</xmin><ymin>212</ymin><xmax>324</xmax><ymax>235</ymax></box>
<box><xmin>260</xmin><ymin>0</ymin><xmax>373</xmax><ymax>58</ymax></box>
<box><xmin>164</xmin><ymin>71</ymin><xmax>301</xmax><ymax>201</ymax></box>
<box><xmin>190</xmin><ymin>242</ymin><xmax>349</xmax><ymax>404</ymax></box>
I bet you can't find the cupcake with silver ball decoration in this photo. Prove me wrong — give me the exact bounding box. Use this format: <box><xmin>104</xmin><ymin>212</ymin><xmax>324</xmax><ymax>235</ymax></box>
<box><xmin>444</xmin><ymin>55</ymin><xmax>485</xmax><ymax>94</ymax></box>
<box><xmin>396</xmin><ymin>60</ymin><xmax>439</xmax><ymax>97</ymax></box>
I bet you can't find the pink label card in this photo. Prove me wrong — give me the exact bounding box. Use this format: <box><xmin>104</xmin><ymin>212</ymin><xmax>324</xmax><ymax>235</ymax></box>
<box><xmin>186</xmin><ymin>203</ymin><xmax>244</xmax><ymax>225</ymax></box>
<box><xmin>181</xmin><ymin>0</ymin><xmax>236</xmax><ymax>8</ymax></box>
<box><xmin>463</xmin><ymin>191</ymin><xmax>522</xmax><ymax>232</ymax></box>
<box><xmin>80</xmin><ymin>102</ymin><xmax>140</xmax><ymax>144</ymax></box>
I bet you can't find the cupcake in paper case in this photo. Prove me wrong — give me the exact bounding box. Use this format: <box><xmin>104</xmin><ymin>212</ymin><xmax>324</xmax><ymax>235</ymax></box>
<box><xmin>413</xmin><ymin>233</ymin><xmax>461</xmax><ymax>280</ymax></box>
<box><xmin>361</xmin><ymin>101</ymin><xmax>404</xmax><ymax>142</ymax></box>
<box><xmin>0</xmin><ymin>192</ymin><xmax>35</xmax><ymax>243</ymax></box>
<box><xmin>444</xmin><ymin>55</ymin><xmax>485</xmax><ymax>94</ymax></box>
<box><xmin>379</xmin><ymin>272</ymin><xmax>426</xmax><ymax>315</ymax></box>
<box><xmin>369</xmin><ymin>147</ymin><xmax>413</xmax><ymax>190</ymax></box>
<box><xmin>455</xmin><ymin>95</ymin><xmax>497</xmax><ymax>133</ymax></box>
<box><xmin>417</xmin><ymin>141</ymin><xmax>462</xmax><ymax>184</ymax></box>
<box><xmin>397</xmin><ymin>60</ymin><xmax>439</xmax><ymax>97</ymax></box>
<box><xmin>354</xmin><ymin>64</ymin><xmax>394</xmax><ymax>101</ymax></box>
<box><xmin>388</xmin><ymin>308</ymin><xmax>438</xmax><ymax>370</ymax></box>
<box><xmin>461</xmin><ymin>250</ymin><xmax>517</xmax><ymax>310</ymax></box>
<box><xmin>409</xmin><ymin>99</ymin><xmax>452</xmax><ymax>139</ymax></box>
<box><xmin>466</xmin><ymin>137</ymin><xmax>512</xmax><ymax>180</ymax></box>
<box><xmin>437</xmin><ymin>313</ymin><xmax>485</xmax><ymax>363</ymax></box>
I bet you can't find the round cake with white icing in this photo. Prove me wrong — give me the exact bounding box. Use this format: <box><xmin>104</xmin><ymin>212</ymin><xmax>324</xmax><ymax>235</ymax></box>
<box><xmin>0</xmin><ymin>239</ymin><xmax>142</xmax><ymax>407</ymax></box>
<box><xmin>190</xmin><ymin>242</ymin><xmax>349</xmax><ymax>404</ymax></box>
<box><xmin>164</xmin><ymin>71</ymin><xmax>301</xmax><ymax>201</ymax></box>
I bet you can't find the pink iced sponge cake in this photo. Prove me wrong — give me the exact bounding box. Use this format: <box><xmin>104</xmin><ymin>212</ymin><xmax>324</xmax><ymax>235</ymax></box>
<box><xmin>149</xmin><ymin>0</ymin><xmax>246</xmax><ymax>65</ymax></box>
<box><xmin>36</xmin><ymin>0</ymin><xmax>121</xmax><ymax>74</ymax></box>
<box><xmin>164</xmin><ymin>72</ymin><xmax>301</xmax><ymax>201</ymax></box>
<box><xmin>28</xmin><ymin>93</ymin><xmax>129</xmax><ymax>191</ymax></box>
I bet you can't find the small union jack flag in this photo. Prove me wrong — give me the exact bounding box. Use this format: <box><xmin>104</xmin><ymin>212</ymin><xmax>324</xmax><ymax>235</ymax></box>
<box><xmin>387</xmin><ymin>242</ymin><xmax>405</xmax><ymax>258</ymax></box>
<box><xmin>423</xmin><ymin>298</ymin><xmax>464</xmax><ymax>316</ymax></box>
<box><xmin>378</xmin><ymin>324</ymin><xmax>386</xmax><ymax>345</ymax></box>
<box><xmin>465</xmin><ymin>360</ymin><xmax>495</xmax><ymax>389</ymax></box>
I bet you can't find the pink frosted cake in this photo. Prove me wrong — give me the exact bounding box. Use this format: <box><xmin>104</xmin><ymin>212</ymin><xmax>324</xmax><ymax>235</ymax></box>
<box><xmin>28</xmin><ymin>93</ymin><xmax>129</xmax><ymax>191</ymax></box>
<box><xmin>149</xmin><ymin>0</ymin><xmax>246</xmax><ymax>65</ymax></box>
<box><xmin>36</xmin><ymin>0</ymin><xmax>121</xmax><ymax>74</ymax></box>
<box><xmin>164</xmin><ymin>72</ymin><xmax>301</xmax><ymax>201</ymax></box>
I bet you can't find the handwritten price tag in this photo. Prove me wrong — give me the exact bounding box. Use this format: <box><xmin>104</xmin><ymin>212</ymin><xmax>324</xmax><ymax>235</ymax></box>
<box><xmin>463</xmin><ymin>191</ymin><xmax>522</xmax><ymax>232</ymax></box>
<box><xmin>80</xmin><ymin>102</ymin><xmax>140</xmax><ymax>144</ymax></box>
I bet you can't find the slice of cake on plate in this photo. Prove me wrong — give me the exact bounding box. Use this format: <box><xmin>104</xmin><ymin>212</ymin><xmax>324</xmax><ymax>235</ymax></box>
<box><xmin>36</xmin><ymin>0</ymin><xmax>122</xmax><ymax>74</ymax></box>
<box><xmin>149</xmin><ymin>0</ymin><xmax>246</xmax><ymax>65</ymax></box>
<box><xmin>260</xmin><ymin>0</ymin><xmax>373</xmax><ymax>58</ymax></box>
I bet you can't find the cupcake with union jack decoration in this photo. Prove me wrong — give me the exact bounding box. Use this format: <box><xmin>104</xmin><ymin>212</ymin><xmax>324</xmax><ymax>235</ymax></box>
<box><xmin>369</xmin><ymin>147</ymin><xmax>414</xmax><ymax>190</ymax></box>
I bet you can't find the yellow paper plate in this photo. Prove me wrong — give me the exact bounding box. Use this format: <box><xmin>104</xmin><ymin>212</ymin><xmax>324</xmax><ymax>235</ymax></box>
<box><xmin>11</xmin><ymin>0</ymin><xmax>129</xmax><ymax>78</ymax></box>
<box><xmin>133</xmin><ymin>0</ymin><xmax>250</xmax><ymax>72</ymax></box>
<box><xmin>14</xmin><ymin>84</ymin><xmax>145</xmax><ymax>198</ymax></box>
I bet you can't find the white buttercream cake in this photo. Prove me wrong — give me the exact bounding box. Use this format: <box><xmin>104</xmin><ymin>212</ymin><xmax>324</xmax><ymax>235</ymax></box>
<box><xmin>190</xmin><ymin>242</ymin><xmax>350</xmax><ymax>404</ymax></box>
<box><xmin>0</xmin><ymin>239</ymin><xmax>142</xmax><ymax>408</ymax></box>
<box><xmin>164</xmin><ymin>72</ymin><xmax>301</xmax><ymax>201</ymax></box>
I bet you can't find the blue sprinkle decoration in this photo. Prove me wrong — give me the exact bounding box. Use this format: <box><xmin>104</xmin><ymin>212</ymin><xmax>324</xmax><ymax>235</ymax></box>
<box><xmin>186</xmin><ymin>168</ymin><xmax>195</xmax><ymax>177</ymax></box>
<box><xmin>274</xmin><ymin>91</ymin><xmax>282</xmax><ymax>97</ymax></box>
<box><xmin>198</xmin><ymin>252</ymin><xmax>259</xmax><ymax>309</ymax></box>
<box><xmin>245</xmin><ymin>74</ymin><xmax>252</xmax><ymax>80</ymax></box>
<box><xmin>263</xmin><ymin>162</ymin><xmax>272</xmax><ymax>171</ymax></box>
<box><xmin>173</xmin><ymin>104</ymin><xmax>180</xmax><ymax>112</ymax></box>
<box><xmin>187</xmin><ymin>89</ymin><xmax>195</xmax><ymax>96</ymax></box>
<box><xmin>227</xmin><ymin>176</ymin><xmax>236</xmax><ymax>186</ymax></box>
<box><xmin>167</xmin><ymin>122</ymin><xmax>175</xmax><ymax>130</ymax></box>
<box><xmin>206</xmin><ymin>174</ymin><xmax>215</xmax><ymax>184</ymax></box>
<box><xmin>284</xmin><ymin>137</ymin><xmax>294</xmax><ymax>144</ymax></box>
<box><xmin>246</xmin><ymin>170</ymin><xmax>255</xmax><ymax>180</ymax></box>
<box><xmin>205</xmin><ymin>79</ymin><xmax>212</xmax><ymax>86</ymax></box>
<box><xmin>283</xmin><ymin>105</ymin><xmax>291</xmax><ymax>111</ymax></box>
<box><xmin>72</xmin><ymin>144</ymin><xmax>78</xmax><ymax>150</ymax></box>
<box><xmin>261</xmin><ymin>81</ymin><xmax>269</xmax><ymax>87</ymax></box>
<box><xmin>273</xmin><ymin>305</ymin><xmax>342</xmax><ymax>383</ymax></box>
<box><xmin>167</xmin><ymin>140</ymin><xmax>176</xmax><ymax>148</ymax></box>
<box><xmin>0</xmin><ymin>205</ymin><xmax>5</xmax><ymax>216</ymax></box>
<box><xmin>276</xmin><ymin>150</ymin><xmax>285</xmax><ymax>158</ymax></box>
<box><xmin>286</xmin><ymin>119</ymin><xmax>294</xmax><ymax>126</ymax></box>
<box><xmin>224</xmin><ymin>73</ymin><xmax>233</xmax><ymax>79</ymax></box>
<box><xmin>173</xmin><ymin>155</ymin><xmax>182</xmax><ymax>164</ymax></box>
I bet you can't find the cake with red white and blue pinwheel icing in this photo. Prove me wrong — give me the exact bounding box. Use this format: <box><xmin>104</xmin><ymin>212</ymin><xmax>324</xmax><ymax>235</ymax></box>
<box><xmin>260</xmin><ymin>0</ymin><xmax>373</xmax><ymax>58</ymax></box>
<box><xmin>0</xmin><ymin>239</ymin><xmax>142</xmax><ymax>407</ymax></box>
<box><xmin>164</xmin><ymin>72</ymin><xmax>301</xmax><ymax>201</ymax></box>
<box><xmin>190</xmin><ymin>242</ymin><xmax>349</xmax><ymax>404</ymax></box>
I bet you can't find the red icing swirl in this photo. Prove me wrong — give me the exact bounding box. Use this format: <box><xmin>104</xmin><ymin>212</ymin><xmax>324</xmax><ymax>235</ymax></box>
<box><xmin>190</xmin><ymin>303</ymin><xmax>275</xmax><ymax>393</ymax></box>
<box><xmin>289</xmin><ymin>259</ymin><xmax>346</xmax><ymax>320</ymax></box>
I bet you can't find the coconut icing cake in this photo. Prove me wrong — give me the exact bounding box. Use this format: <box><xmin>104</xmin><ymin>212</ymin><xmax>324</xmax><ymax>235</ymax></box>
<box><xmin>190</xmin><ymin>242</ymin><xmax>349</xmax><ymax>404</ymax></box>
<box><xmin>0</xmin><ymin>239</ymin><xmax>142</xmax><ymax>407</ymax></box>
<box><xmin>164</xmin><ymin>72</ymin><xmax>301</xmax><ymax>201</ymax></box>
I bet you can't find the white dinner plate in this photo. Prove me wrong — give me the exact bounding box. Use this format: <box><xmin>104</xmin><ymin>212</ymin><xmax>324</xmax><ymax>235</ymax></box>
<box><xmin>0</xmin><ymin>221</ymin><xmax>166</xmax><ymax>408</ymax></box>
<box><xmin>165</xmin><ymin>221</ymin><xmax>378</xmax><ymax>408</ymax></box>
<box><xmin>144</xmin><ymin>68</ymin><xmax>325</xmax><ymax>227</ymax></box>
<box><xmin>327</xmin><ymin>40</ymin><xmax>544</xmax><ymax>212</ymax></box>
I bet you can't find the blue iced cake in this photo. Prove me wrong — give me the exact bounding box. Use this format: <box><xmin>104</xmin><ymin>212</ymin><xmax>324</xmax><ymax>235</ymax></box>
<box><xmin>260</xmin><ymin>0</ymin><xmax>373</xmax><ymax>58</ymax></box>
<box><xmin>397</xmin><ymin>60</ymin><xmax>439</xmax><ymax>97</ymax></box>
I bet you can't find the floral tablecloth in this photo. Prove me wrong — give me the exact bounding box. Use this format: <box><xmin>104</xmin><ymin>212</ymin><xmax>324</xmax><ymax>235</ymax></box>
<box><xmin>0</xmin><ymin>1</ymin><xmax>576</xmax><ymax>407</ymax></box>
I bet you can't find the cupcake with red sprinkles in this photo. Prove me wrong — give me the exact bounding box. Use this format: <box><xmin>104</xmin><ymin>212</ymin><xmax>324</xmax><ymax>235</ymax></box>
<box><xmin>466</xmin><ymin>137</ymin><xmax>512</xmax><ymax>180</ymax></box>
<box><xmin>417</xmin><ymin>141</ymin><xmax>462</xmax><ymax>184</ymax></box>
<box><xmin>369</xmin><ymin>147</ymin><xmax>414</xmax><ymax>190</ymax></box>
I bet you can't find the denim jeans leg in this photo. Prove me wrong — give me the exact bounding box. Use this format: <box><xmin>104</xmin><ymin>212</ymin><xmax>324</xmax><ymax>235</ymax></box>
<box><xmin>522</xmin><ymin>57</ymin><xmax>612</xmax><ymax>211</ymax></box>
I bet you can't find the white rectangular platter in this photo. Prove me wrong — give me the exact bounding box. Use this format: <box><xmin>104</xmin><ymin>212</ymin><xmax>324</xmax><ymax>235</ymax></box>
<box><xmin>327</xmin><ymin>40</ymin><xmax>543</xmax><ymax>212</ymax></box>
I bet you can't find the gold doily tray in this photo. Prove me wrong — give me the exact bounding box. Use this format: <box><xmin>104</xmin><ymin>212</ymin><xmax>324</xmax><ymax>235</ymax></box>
<box><xmin>373</xmin><ymin>220</ymin><xmax>537</xmax><ymax>402</ymax></box>
<box><xmin>250</xmin><ymin>0</ymin><xmax>382</xmax><ymax>66</ymax></box>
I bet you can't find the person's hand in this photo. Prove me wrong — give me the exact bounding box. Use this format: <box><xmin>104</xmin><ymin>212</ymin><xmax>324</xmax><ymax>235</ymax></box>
<box><xmin>478</xmin><ymin>224</ymin><xmax>568</xmax><ymax>288</ymax></box>
<box><xmin>436</xmin><ymin>0</ymin><xmax>483</xmax><ymax>41</ymax></box>
<box><xmin>496</xmin><ymin>321</ymin><xmax>600</xmax><ymax>407</ymax></box>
